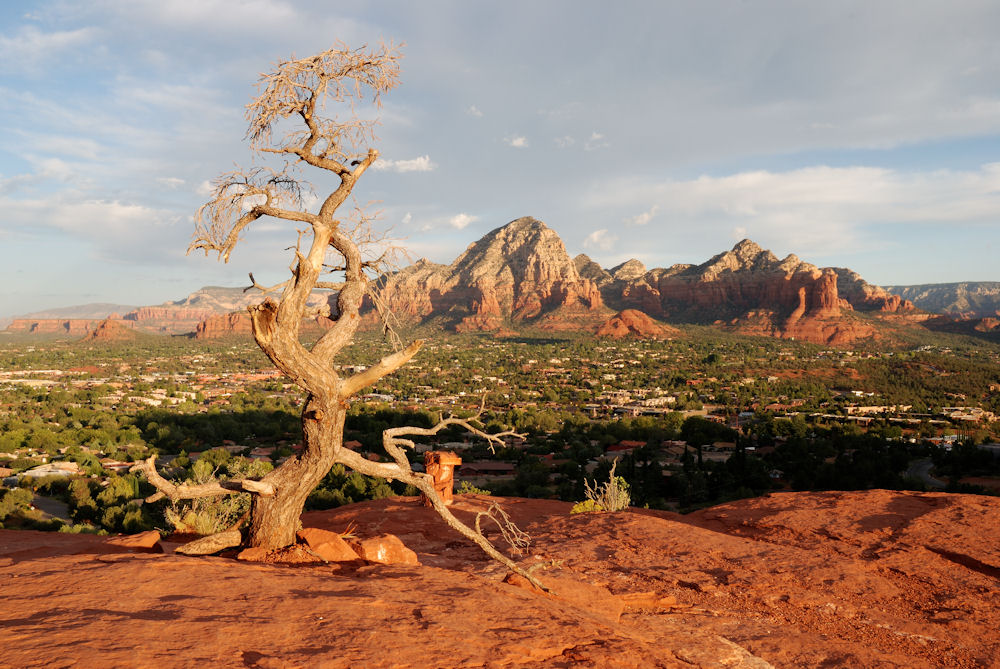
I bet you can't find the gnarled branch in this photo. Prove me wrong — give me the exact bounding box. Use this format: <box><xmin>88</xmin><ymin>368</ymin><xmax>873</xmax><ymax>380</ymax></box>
<box><xmin>131</xmin><ymin>457</ymin><xmax>275</xmax><ymax>504</ymax></box>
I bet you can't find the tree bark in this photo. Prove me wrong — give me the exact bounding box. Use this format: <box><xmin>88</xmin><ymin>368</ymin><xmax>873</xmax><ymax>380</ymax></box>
<box><xmin>245</xmin><ymin>396</ymin><xmax>345</xmax><ymax>549</ymax></box>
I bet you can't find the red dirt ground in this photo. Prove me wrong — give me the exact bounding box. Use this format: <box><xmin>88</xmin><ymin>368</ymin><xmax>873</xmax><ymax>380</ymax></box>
<box><xmin>1</xmin><ymin>490</ymin><xmax>998</xmax><ymax>668</ymax></box>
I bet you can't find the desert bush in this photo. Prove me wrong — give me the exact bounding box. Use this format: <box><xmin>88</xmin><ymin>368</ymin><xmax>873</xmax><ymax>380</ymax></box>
<box><xmin>457</xmin><ymin>481</ymin><xmax>491</xmax><ymax>495</ymax></box>
<box><xmin>571</xmin><ymin>462</ymin><xmax>630</xmax><ymax>513</ymax></box>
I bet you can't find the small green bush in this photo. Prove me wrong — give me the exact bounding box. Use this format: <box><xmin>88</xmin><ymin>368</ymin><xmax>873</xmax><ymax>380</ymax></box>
<box><xmin>457</xmin><ymin>481</ymin><xmax>491</xmax><ymax>495</ymax></box>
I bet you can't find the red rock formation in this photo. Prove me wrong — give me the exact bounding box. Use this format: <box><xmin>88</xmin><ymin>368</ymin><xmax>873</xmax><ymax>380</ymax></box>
<box><xmin>375</xmin><ymin>217</ymin><xmax>607</xmax><ymax>332</ymax></box>
<box><xmin>833</xmin><ymin>267</ymin><xmax>915</xmax><ymax>312</ymax></box>
<box><xmin>83</xmin><ymin>318</ymin><xmax>137</xmax><ymax>341</ymax></box>
<box><xmin>194</xmin><ymin>312</ymin><xmax>252</xmax><ymax>338</ymax></box>
<box><xmin>596</xmin><ymin>309</ymin><xmax>678</xmax><ymax>338</ymax></box>
<box><xmin>6</xmin><ymin>318</ymin><xmax>101</xmax><ymax>335</ymax></box>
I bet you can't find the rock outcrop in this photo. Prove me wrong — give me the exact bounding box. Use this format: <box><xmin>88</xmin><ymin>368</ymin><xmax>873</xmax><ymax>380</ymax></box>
<box><xmin>83</xmin><ymin>318</ymin><xmax>137</xmax><ymax>341</ymax></box>
<box><xmin>194</xmin><ymin>312</ymin><xmax>252</xmax><ymax>339</ymax></box>
<box><xmin>602</xmin><ymin>240</ymin><xmax>881</xmax><ymax>345</ymax></box>
<box><xmin>596</xmin><ymin>309</ymin><xmax>678</xmax><ymax>338</ymax></box>
<box><xmin>375</xmin><ymin>217</ymin><xmax>606</xmax><ymax>332</ymax></box>
<box><xmin>6</xmin><ymin>318</ymin><xmax>103</xmax><ymax>336</ymax></box>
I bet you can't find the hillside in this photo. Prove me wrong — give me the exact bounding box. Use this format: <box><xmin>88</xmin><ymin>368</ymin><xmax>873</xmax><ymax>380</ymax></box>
<box><xmin>2</xmin><ymin>490</ymin><xmax>997</xmax><ymax>667</ymax></box>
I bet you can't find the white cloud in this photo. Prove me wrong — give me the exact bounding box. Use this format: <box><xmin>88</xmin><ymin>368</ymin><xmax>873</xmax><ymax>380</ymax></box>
<box><xmin>584</xmin><ymin>131</ymin><xmax>609</xmax><ymax>151</ymax></box>
<box><xmin>587</xmin><ymin>163</ymin><xmax>1000</xmax><ymax>255</ymax></box>
<box><xmin>625</xmin><ymin>205</ymin><xmax>658</xmax><ymax>226</ymax></box>
<box><xmin>401</xmin><ymin>212</ymin><xmax>412</xmax><ymax>225</ymax></box>
<box><xmin>554</xmin><ymin>136</ymin><xmax>575</xmax><ymax>148</ymax></box>
<box><xmin>583</xmin><ymin>228</ymin><xmax>617</xmax><ymax>251</ymax></box>
<box><xmin>157</xmin><ymin>177</ymin><xmax>185</xmax><ymax>189</ymax></box>
<box><xmin>373</xmin><ymin>155</ymin><xmax>436</xmax><ymax>172</ymax></box>
<box><xmin>466</xmin><ymin>105</ymin><xmax>483</xmax><ymax>117</ymax></box>
<box><xmin>449</xmin><ymin>213</ymin><xmax>477</xmax><ymax>229</ymax></box>
<box><xmin>730</xmin><ymin>226</ymin><xmax>748</xmax><ymax>240</ymax></box>
<box><xmin>196</xmin><ymin>180</ymin><xmax>215</xmax><ymax>197</ymax></box>
<box><xmin>505</xmin><ymin>135</ymin><xmax>529</xmax><ymax>148</ymax></box>
<box><xmin>0</xmin><ymin>26</ymin><xmax>98</xmax><ymax>71</ymax></box>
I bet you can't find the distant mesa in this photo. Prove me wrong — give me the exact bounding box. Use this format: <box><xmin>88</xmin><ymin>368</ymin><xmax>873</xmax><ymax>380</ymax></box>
<box><xmin>83</xmin><ymin>318</ymin><xmax>137</xmax><ymax>342</ymax></box>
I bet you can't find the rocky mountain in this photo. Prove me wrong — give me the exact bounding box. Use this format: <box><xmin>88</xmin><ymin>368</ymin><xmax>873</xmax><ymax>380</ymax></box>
<box><xmin>375</xmin><ymin>217</ymin><xmax>605</xmax><ymax>332</ymax></box>
<box><xmin>884</xmin><ymin>281</ymin><xmax>1000</xmax><ymax>318</ymax></box>
<box><xmin>3</xmin><ymin>491</ymin><xmax>998</xmax><ymax>666</ymax></box>
<box><xmin>376</xmin><ymin>220</ymin><xmax>914</xmax><ymax>345</ymax></box>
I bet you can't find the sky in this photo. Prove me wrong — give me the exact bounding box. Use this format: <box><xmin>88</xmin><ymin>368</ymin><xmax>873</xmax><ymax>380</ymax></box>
<box><xmin>2</xmin><ymin>0</ymin><xmax>1000</xmax><ymax>318</ymax></box>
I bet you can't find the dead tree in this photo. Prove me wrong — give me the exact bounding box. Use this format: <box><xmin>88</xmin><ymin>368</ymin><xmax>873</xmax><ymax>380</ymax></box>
<box><xmin>134</xmin><ymin>43</ymin><xmax>546</xmax><ymax>590</ymax></box>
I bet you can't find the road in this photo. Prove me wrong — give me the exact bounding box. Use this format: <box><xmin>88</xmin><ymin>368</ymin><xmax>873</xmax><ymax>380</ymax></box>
<box><xmin>31</xmin><ymin>495</ymin><xmax>71</xmax><ymax>521</ymax></box>
<box><xmin>905</xmin><ymin>458</ymin><xmax>947</xmax><ymax>489</ymax></box>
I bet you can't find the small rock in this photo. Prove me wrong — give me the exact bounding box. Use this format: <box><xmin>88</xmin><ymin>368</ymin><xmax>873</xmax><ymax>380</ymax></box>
<box><xmin>105</xmin><ymin>531</ymin><xmax>163</xmax><ymax>553</ymax></box>
<box><xmin>349</xmin><ymin>534</ymin><xmax>419</xmax><ymax>565</ymax></box>
<box><xmin>237</xmin><ymin>547</ymin><xmax>270</xmax><ymax>562</ymax></box>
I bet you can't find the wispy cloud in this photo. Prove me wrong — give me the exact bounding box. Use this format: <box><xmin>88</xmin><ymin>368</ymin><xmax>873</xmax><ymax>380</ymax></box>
<box><xmin>466</xmin><ymin>105</ymin><xmax>483</xmax><ymax>117</ymax></box>
<box><xmin>0</xmin><ymin>26</ymin><xmax>99</xmax><ymax>71</ymax></box>
<box><xmin>505</xmin><ymin>135</ymin><xmax>529</xmax><ymax>148</ymax></box>
<box><xmin>625</xmin><ymin>205</ymin><xmax>658</xmax><ymax>226</ymax></box>
<box><xmin>449</xmin><ymin>213</ymin><xmax>477</xmax><ymax>229</ymax></box>
<box><xmin>583</xmin><ymin>228</ymin><xmax>617</xmax><ymax>251</ymax></box>
<box><xmin>584</xmin><ymin>131</ymin><xmax>609</xmax><ymax>151</ymax></box>
<box><xmin>373</xmin><ymin>155</ymin><xmax>436</xmax><ymax>172</ymax></box>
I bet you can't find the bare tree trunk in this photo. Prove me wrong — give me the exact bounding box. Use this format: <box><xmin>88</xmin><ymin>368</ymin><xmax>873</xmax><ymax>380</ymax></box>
<box><xmin>246</xmin><ymin>396</ymin><xmax>345</xmax><ymax>549</ymax></box>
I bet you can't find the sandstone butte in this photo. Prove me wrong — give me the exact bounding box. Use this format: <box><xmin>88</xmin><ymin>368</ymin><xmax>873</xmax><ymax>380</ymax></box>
<box><xmin>1</xmin><ymin>489</ymin><xmax>997</xmax><ymax>667</ymax></box>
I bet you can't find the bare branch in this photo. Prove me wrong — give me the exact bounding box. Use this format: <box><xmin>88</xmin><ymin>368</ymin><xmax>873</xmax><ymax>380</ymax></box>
<box><xmin>335</xmin><ymin>447</ymin><xmax>548</xmax><ymax>592</ymax></box>
<box><xmin>245</xmin><ymin>273</ymin><xmax>291</xmax><ymax>295</ymax></box>
<box><xmin>190</xmin><ymin>166</ymin><xmax>317</xmax><ymax>263</ymax></box>
<box><xmin>246</xmin><ymin>41</ymin><xmax>403</xmax><ymax>167</ymax></box>
<box><xmin>131</xmin><ymin>457</ymin><xmax>275</xmax><ymax>504</ymax></box>
<box><xmin>339</xmin><ymin>339</ymin><xmax>423</xmax><ymax>399</ymax></box>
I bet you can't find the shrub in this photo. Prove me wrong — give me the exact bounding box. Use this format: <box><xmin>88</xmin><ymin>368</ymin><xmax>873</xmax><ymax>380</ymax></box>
<box><xmin>571</xmin><ymin>461</ymin><xmax>630</xmax><ymax>513</ymax></box>
<box><xmin>458</xmin><ymin>481</ymin><xmax>491</xmax><ymax>495</ymax></box>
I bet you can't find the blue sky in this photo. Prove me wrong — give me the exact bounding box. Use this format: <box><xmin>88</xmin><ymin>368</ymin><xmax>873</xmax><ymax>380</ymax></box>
<box><xmin>2</xmin><ymin>0</ymin><xmax>1000</xmax><ymax>318</ymax></box>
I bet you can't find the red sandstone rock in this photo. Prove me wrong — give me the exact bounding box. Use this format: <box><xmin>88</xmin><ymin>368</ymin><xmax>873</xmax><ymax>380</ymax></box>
<box><xmin>596</xmin><ymin>309</ymin><xmax>678</xmax><ymax>338</ymax></box>
<box><xmin>236</xmin><ymin>546</ymin><xmax>270</xmax><ymax>562</ymax></box>
<box><xmin>194</xmin><ymin>312</ymin><xmax>253</xmax><ymax>338</ymax></box>
<box><xmin>349</xmin><ymin>533</ymin><xmax>420</xmax><ymax>565</ymax></box>
<box><xmin>296</xmin><ymin>527</ymin><xmax>360</xmax><ymax>562</ymax></box>
<box><xmin>105</xmin><ymin>530</ymin><xmax>163</xmax><ymax>553</ymax></box>
<box><xmin>1</xmin><ymin>491</ymin><xmax>998</xmax><ymax>666</ymax></box>
<box><xmin>83</xmin><ymin>318</ymin><xmax>137</xmax><ymax>341</ymax></box>
<box><xmin>423</xmin><ymin>451</ymin><xmax>462</xmax><ymax>506</ymax></box>
<box><xmin>375</xmin><ymin>217</ymin><xmax>607</xmax><ymax>332</ymax></box>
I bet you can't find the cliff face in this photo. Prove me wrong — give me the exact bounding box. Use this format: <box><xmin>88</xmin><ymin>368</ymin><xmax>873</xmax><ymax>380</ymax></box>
<box><xmin>602</xmin><ymin>240</ymin><xmax>880</xmax><ymax>345</ymax></box>
<box><xmin>884</xmin><ymin>281</ymin><xmax>1000</xmax><ymax>318</ymax></box>
<box><xmin>7</xmin><ymin>318</ymin><xmax>102</xmax><ymax>336</ymax></box>
<box><xmin>376</xmin><ymin>217</ymin><xmax>606</xmax><ymax>332</ymax></box>
<box><xmin>83</xmin><ymin>318</ymin><xmax>137</xmax><ymax>341</ymax></box>
<box><xmin>194</xmin><ymin>313</ymin><xmax>253</xmax><ymax>338</ymax></box>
